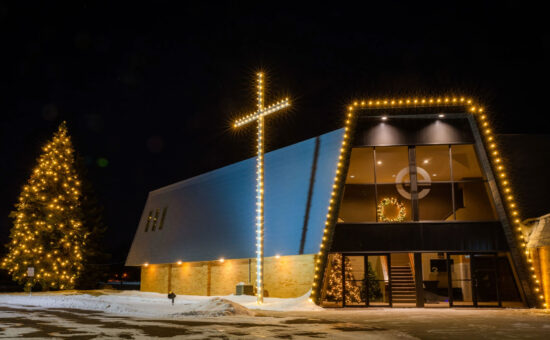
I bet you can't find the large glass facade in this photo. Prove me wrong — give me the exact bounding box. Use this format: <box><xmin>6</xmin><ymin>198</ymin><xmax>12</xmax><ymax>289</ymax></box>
<box><xmin>339</xmin><ymin>144</ymin><xmax>498</xmax><ymax>223</ymax></box>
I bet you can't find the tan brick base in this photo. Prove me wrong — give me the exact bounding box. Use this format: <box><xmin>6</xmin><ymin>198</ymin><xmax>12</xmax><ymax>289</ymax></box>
<box><xmin>533</xmin><ymin>246</ymin><xmax>550</xmax><ymax>308</ymax></box>
<box><xmin>140</xmin><ymin>254</ymin><xmax>315</xmax><ymax>298</ymax></box>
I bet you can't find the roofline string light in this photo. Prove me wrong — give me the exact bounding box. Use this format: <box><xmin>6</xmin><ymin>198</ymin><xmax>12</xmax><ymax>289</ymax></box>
<box><xmin>309</xmin><ymin>96</ymin><xmax>546</xmax><ymax>309</ymax></box>
<box><xmin>233</xmin><ymin>72</ymin><xmax>290</xmax><ymax>304</ymax></box>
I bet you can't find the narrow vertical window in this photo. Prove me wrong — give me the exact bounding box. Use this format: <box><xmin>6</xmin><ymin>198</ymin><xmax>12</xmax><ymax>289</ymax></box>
<box><xmin>159</xmin><ymin>207</ymin><xmax>168</xmax><ymax>230</ymax></box>
<box><xmin>144</xmin><ymin>211</ymin><xmax>152</xmax><ymax>232</ymax></box>
<box><xmin>151</xmin><ymin>209</ymin><xmax>160</xmax><ymax>231</ymax></box>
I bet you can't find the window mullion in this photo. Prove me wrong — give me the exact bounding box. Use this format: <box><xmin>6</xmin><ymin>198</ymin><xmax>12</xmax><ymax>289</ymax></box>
<box><xmin>408</xmin><ymin>146</ymin><xmax>419</xmax><ymax>221</ymax></box>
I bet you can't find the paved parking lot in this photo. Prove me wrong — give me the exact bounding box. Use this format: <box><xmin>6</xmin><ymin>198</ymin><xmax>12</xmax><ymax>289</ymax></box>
<box><xmin>1</xmin><ymin>305</ymin><xmax>550</xmax><ymax>339</ymax></box>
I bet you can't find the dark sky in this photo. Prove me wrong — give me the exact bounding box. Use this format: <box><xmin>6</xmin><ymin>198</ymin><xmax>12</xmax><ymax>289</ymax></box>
<box><xmin>1</xmin><ymin>1</ymin><xmax>548</xmax><ymax>263</ymax></box>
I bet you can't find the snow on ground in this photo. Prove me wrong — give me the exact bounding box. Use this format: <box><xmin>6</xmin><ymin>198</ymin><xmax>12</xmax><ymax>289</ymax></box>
<box><xmin>2</xmin><ymin>290</ymin><xmax>550</xmax><ymax>339</ymax></box>
<box><xmin>0</xmin><ymin>289</ymin><xmax>320</xmax><ymax>317</ymax></box>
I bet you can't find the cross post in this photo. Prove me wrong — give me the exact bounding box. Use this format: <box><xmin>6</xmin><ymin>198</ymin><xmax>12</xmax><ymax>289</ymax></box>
<box><xmin>234</xmin><ymin>72</ymin><xmax>290</xmax><ymax>304</ymax></box>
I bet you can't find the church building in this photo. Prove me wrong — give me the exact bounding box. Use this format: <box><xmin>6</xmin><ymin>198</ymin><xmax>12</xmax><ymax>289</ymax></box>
<box><xmin>126</xmin><ymin>97</ymin><xmax>547</xmax><ymax>308</ymax></box>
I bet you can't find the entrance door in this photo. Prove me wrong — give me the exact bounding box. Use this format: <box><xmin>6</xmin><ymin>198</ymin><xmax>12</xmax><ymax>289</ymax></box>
<box><xmin>342</xmin><ymin>254</ymin><xmax>390</xmax><ymax>307</ymax></box>
<box><xmin>472</xmin><ymin>254</ymin><xmax>500</xmax><ymax>307</ymax></box>
<box><xmin>448</xmin><ymin>253</ymin><xmax>500</xmax><ymax>307</ymax></box>
<box><xmin>448</xmin><ymin>254</ymin><xmax>474</xmax><ymax>306</ymax></box>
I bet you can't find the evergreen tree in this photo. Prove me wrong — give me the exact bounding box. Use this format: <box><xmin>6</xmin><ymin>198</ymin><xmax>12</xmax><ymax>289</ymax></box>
<box><xmin>324</xmin><ymin>254</ymin><xmax>362</xmax><ymax>304</ymax></box>
<box><xmin>361</xmin><ymin>262</ymin><xmax>383</xmax><ymax>301</ymax></box>
<box><xmin>1</xmin><ymin>122</ymin><xmax>87</xmax><ymax>291</ymax></box>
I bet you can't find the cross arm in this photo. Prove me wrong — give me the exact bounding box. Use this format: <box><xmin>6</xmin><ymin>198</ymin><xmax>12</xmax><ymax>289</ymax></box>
<box><xmin>234</xmin><ymin>111</ymin><xmax>260</xmax><ymax>128</ymax></box>
<box><xmin>261</xmin><ymin>98</ymin><xmax>290</xmax><ymax>118</ymax></box>
<box><xmin>233</xmin><ymin>98</ymin><xmax>290</xmax><ymax>128</ymax></box>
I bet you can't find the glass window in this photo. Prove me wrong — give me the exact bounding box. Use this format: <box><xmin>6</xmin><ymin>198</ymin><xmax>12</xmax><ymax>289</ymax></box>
<box><xmin>367</xmin><ymin>255</ymin><xmax>390</xmax><ymax>306</ymax></box>
<box><xmin>418</xmin><ymin>183</ymin><xmax>454</xmax><ymax>220</ymax></box>
<box><xmin>144</xmin><ymin>211</ymin><xmax>152</xmax><ymax>232</ymax></box>
<box><xmin>375</xmin><ymin>146</ymin><xmax>409</xmax><ymax>183</ymax></box>
<box><xmin>421</xmin><ymin>253</ymin><xmax>450</xmax><ymax>307</ymax></box>
<box><xmin>151</xmin><ymin>209</ymin><xmax>159</xmax><ymax>231</ymax></box>
<box><xmin>339</xmin><ymin>144</ymin><xmax>497</xmax><ymax>223</ymax></box>
<box><xmin>454</xmin><ymin>182</ymin><xmax>498</xmax><ymax>221</ymax></box>
<box><xmin>338</xmin><ymin>185</ymin><xmax>376</xmax><ymax>222</ymax></box>
<box><xmin>347</xmin><ymin>148</ymin><xmax>374</xmax><ymax>184</ymax></box>
<box><xmin>449</xmin><ymin>254</ymin><xmax>473</xmax><ymax>306</ymax></box>
<box><xmin>451</xmin><ymin>145</ymin><xmax>484</xmax><ymax>181</ymax></box>
<box><xmin>416</xmin><ymin>145</ymin><xmax>451</xmax><ymax>182</ymax></box>
<box><xmin>159</xmin><ymin>207</ymin><xmax>168</xmax><ymax>230</ymax></box>
<box><xmin>376</xmin><ymin>184</ymin><xmax>412</xmax><ymax>222</ymax></box>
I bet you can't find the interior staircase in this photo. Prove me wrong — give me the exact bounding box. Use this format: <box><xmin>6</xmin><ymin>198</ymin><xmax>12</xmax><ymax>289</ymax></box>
<box><xmin>391</xmin><ymin>265</ymin><xmax>417</xmax><ymax>304</ymax></box>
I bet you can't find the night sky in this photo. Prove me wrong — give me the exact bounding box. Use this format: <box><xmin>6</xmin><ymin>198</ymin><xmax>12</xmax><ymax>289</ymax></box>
<box><xmin>1</xmin><ymin>1</ymin><xmax>549</xmax><ymax>264</ymax></box>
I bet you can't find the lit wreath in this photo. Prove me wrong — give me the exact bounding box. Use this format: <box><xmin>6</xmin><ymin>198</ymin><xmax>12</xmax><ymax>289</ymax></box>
<box><xmin>377</xmin><ymin>197</ymin><xmax>406</xmax><ymax>222</ymax></box>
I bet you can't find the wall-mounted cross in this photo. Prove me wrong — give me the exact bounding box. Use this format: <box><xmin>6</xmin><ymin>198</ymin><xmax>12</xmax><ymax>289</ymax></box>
<box><xmin>234</xmin><ymin>72</ymin><xmax>290</xmax><ymax>304</ymax></box>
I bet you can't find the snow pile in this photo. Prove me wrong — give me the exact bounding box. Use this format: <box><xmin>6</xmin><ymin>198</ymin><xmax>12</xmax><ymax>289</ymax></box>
<box><xmin>0</xmin><ymin>290</ymin><xmax>250</xmax><ymax>317</ymax></box>
<box><xmin>175</xmin><ymin>297</ymin><xmax>253</xmax><ymax>316</ymax></box>
<box><xmin>0</xmin><ymin>289</ymin><xmax>321</xmax><ymax>317</ymax></box>
<box><xmin>225</xmin><ymin>290</ymin><xmax>323</xmax><ymax>312</ymax></box>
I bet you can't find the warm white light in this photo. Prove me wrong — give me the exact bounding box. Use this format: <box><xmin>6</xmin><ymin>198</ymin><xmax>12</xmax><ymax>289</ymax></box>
<box><xmin>423</xmin><ymin>159</ymin><xmax>429</xmax><ymax>164</ymax></box>
<box><xmin>381</xmin><ymin>116</ymin><xmax>388</xmax><ymax>121</ymax></box>
<box><xmin>439</xmin><ymin>114</ymin><xmax>445</xmax><ymax>118</ymax></box>
<box><xmin>144</xmin><ymin>262</ymin><xmax>149</xmax><ymax>267</ymax></box>
<box><xmin>177</xmin><ymin>260</ymin><xmax>182</xmax><ymax>265</ymax></box>
<box><xmin>233</xmin><ymin>72</ymin><xmax>289</xmax><ymax>305</ymax></box>
<box><xmin>275</xmin><ymin>254</ymin><xmax>280</xmax><ymax>259</ymax></box>
<box><xmin>350</xmin><ymin>175</ymin><xmax>355</xmax><ymax>178</ymax></box>
<box><xmin>219</xmin><ymin>258</ymin><xmax>225</xmax><ymax>263</ymax></box>
<box><xmin>377</xmin><ymin>161</ymin><xmax>382</xmax><ymax>165</ymax></box>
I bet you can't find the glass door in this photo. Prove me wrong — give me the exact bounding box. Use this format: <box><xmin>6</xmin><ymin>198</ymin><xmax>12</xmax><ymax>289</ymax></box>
<box><xmin>342</xmin><ymin>254</ymin><xmax>391</xmax><ymax>307</ymax></box>
<box><xmin>448</xmin><ymin>254</ymin><xmax>474</xmax><ymax>306</ymax></box>
<box><xmin>449</xmin><ymin>253</ymin><xmax>501</xmax><ymax>307</ymax></box>
<box><xmin>472</xmin><ymin>254</ymin><xmax>500</xmax><ymax>307</ymax></box>
<box><xmin>366</xmin><ymin>255</ymin><xmax>391</xmax><ymax>306</ymax></box>
<box><xmin>343</xmin><ymin>255</ymin><xmax>366</xmax><ymax>306</ymax></box>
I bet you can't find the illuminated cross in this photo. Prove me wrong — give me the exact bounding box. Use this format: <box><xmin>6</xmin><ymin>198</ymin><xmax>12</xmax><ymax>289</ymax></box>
<box><xmin>233</xmin><ymin>72</ymin><xmax>290</xmax><ymax>304</ymax></box>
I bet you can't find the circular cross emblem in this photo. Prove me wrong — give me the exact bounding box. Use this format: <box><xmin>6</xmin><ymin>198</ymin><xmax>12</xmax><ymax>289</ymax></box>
<box><xmin>395</xmin><ymin>167</ymin><xmax>432</xmax><ymax>200</ymax></box>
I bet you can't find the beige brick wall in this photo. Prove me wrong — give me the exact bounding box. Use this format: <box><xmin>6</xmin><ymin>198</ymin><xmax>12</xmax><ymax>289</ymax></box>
<box><xmin>140</xmin><ymin>254</ymin><xmax>315</xmax><ymax>298</ymax></box>
<box><xmin>141</xmin><ymin>264</ymin><xmax>170</xmax><ymax>293</ymax></box>
<box><xmin>209</xmin><ymin>258</ymin><xmax>252</xmax><ymax>296</ymax></box>
<box><xmin>536</xmin><ymin>246</ymin><xmax>550</xmax><ymax>309</ymax></box>
<box><xmin>264</xmin><ymin>254</ymin><xmax>315</xmax><ymax>298</ymax></box>
<box><xmin>170</xmin><ymin>261</ymin><xmax>209</xmax><ymax>296</ymax></box>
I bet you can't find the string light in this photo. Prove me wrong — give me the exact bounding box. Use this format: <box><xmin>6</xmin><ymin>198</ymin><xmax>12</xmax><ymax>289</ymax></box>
<box><xmin>233</xmin><ymin>72</ymin><xmax>290</xmax><ymax>304</ymax></box>
<box><xmin>308</xmin><ymin>97</ymin><xmax>546</xmax><ymax>309</ymax></box>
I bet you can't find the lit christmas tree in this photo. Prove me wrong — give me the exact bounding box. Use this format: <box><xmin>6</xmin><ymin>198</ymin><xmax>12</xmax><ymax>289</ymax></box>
<box><xmin>324</xmin><ymin>254</ymin><xmax>362</xmax><ymax>304</ymax></box>
<box><xmin>1</xmin><ymin>122</ymin><xmax>87</xmax><ymax>291</ymax></box>
<box><xmin>324</xmin><ymin>254</ymin><xmax>383</xmax><ymax>304</ymax></box>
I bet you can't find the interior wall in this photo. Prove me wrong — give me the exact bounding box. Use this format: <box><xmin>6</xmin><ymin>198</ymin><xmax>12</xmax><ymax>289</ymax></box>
<box><xmin>140</xmin><ymin>254</ymin><xmax>316</xmax><ymax>298</ymax></box>
<box><xmin>455</xmin><ymin>182</ymin><xmax>497</xmax><ymax>220</ymax></box>
<box><xmin>421</xmin><ymin>253</ymin><xmax>449</xmax><ymax>289</ymax></box>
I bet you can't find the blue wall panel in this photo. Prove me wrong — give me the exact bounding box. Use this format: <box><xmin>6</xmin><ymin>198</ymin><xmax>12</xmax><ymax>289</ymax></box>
<box><xmin>126</xmin><ymin>129</ymin><xmax>344</xmax><ymax>265</ymax></box>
